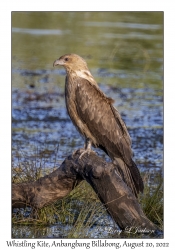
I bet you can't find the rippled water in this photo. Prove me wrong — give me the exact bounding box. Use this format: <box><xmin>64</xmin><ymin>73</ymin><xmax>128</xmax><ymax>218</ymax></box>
<box><xmin>12</xmin><ymin>11</ymin><xmax>163</xmax><ymax>238</ymax></box>
<box><xmin>12</xmin><ymin>82</ymin><xmax>163</xmax><ymax>171</ymax></box>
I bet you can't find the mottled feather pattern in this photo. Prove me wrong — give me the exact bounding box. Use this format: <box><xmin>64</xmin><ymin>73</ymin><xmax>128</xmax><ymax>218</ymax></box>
<box><xmin>53</xmin><ymin>53</ymin><xmax>144</xmax><ymax>196</ymax></box>
<box><xmin>75</xmin><ymin>77</ymin><xmax>131</xmax><ymax>158</ymax></box>
<box><xmin>74</xmin><ymin>76</ymin><xmax>143</xmax><ymax>195</ymax></box>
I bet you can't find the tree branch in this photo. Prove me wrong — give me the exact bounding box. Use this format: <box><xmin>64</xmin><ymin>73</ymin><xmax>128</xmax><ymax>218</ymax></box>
<box><xmin>12</xmin><ymin>150</ymin><xmax>158</xmax><ymax>231</ymax></box>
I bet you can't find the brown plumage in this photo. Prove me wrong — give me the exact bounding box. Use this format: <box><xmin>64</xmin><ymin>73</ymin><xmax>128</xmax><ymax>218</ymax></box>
<box><xmin>53</xmin><ymin>54</ymin><xmax>144</xmax><ymax>197</ymax></box>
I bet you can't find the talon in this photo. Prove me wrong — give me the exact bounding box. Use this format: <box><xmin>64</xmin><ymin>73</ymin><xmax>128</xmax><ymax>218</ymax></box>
<box><xmin>78</xmin><ymin>138</ymin><xmax>93</xmax><ymax>159</ymax></box>
<box><xmin>79</xmin><ymin>148</ymin><xmax>91</xmax><ymax>159</ymax></box>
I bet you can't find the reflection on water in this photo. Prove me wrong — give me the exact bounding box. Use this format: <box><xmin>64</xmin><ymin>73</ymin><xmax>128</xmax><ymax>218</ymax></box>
<box><xmin>12</xmin><ymin>27</ymin><xmax>71</xmax><ymax>35</ymax></box>
<box><xmin>12</xmin><ymin>11</ymin><xmax>163</xmax><ymax>238</ymax></box>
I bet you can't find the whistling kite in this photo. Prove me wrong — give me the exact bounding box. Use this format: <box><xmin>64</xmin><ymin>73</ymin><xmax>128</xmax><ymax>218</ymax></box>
<box><xmin>53</xmin><ymin>54</ymin><xmax>144</xmax><ymax>197</ymax></box>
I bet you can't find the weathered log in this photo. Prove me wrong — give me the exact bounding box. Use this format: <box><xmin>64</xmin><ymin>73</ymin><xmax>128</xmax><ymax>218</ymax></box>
<box><xmin>12</xmin><ymin>150</ymin><xmax>158</xmax><ymax>231</ymax></box>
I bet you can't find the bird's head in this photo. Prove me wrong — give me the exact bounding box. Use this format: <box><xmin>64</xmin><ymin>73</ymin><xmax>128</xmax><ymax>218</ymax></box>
<box><xmin>53</xmin><ymin>53</ymin><xmax>98</xmax><ymax>85</ymax></box>
<box><xmin>53</xmin><ymin>54</ymin><xmax>88</xmax><ymax>72</ymax></box>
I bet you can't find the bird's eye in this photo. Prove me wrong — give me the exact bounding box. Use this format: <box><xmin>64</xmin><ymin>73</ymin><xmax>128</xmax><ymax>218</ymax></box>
<box><xmin>65</xmin><ymin>57</ymin><xmax>69</xmax><ymax>62</ymax></box>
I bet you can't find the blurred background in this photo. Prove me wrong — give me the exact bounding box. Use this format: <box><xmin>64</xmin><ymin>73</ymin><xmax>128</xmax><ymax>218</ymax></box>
<box><xmin>12</xmin><ymin>12</ymin><xmax>163</xmax><ymax>87</ymax></box>
<box><xmin>12</xmin><ymin>11</ymin><xmax>163</xmax><ymax>170</ymax></box>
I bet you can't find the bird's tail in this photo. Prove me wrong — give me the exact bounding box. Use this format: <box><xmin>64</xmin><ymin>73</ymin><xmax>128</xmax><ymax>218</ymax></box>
<box><xmin>114</xmin><ymin>157</ymin><xmax>144</xmax><ymax>197</ymax></box>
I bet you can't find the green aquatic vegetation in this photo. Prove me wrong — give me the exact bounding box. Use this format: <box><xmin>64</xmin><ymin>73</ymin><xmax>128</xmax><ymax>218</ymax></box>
<box><xmin>139</xmin><ymin>173</ymin><xmax>163</xmax><ymax>228</ymax></box>
<box><xmin>12</xmin><ymin>149</ymin><xmax>163</xmax><ymax>238</ymax></box>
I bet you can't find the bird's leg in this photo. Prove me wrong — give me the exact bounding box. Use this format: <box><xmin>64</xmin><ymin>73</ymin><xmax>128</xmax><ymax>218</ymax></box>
<box><xmin>85</xmin><ymin>138</ymin><xmax>92</xmax><ymax>150</ymax></box>
<box><xmin>79</xmin><ymin>138</ymin><xmax>93</xmax><ymax>159</ymax></box>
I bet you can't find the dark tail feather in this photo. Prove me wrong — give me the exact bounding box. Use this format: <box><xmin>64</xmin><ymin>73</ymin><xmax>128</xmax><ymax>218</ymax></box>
<box><xmin>114</xmin><ymin>157</ymin><xmax>144</xmax><ymax>197</ymax></box>
<box><xmin>130</xmin><ymin>159</ymin><xmax>144</xmax><ymax>193</ymax></box>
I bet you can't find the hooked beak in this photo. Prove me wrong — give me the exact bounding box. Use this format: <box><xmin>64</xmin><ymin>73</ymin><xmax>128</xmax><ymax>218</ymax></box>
<box><xmin>53</xmin><ymin>58</ymin><xmax>65</xmax><ymax>67</ymax></box>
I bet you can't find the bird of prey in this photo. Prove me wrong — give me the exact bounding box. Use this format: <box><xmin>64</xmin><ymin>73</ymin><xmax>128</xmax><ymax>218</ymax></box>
<box><xmin>53</xmin><ymin>54</ymin><xmax>144</xmax><ymax>197</ymax></box>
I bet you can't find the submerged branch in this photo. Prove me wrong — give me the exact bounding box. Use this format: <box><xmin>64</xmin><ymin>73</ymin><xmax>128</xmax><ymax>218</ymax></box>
<box><xmin>12</xmin><ymin>150</ymin><xmax>158</xmax><ymax>231</ymax></box>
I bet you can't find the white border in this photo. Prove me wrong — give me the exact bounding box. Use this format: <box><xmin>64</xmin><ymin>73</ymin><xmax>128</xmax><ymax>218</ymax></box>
<box><xmin>1</xmin><ymin>0</ymin><xmax>175</xmax><ymax>248</ymax></box>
